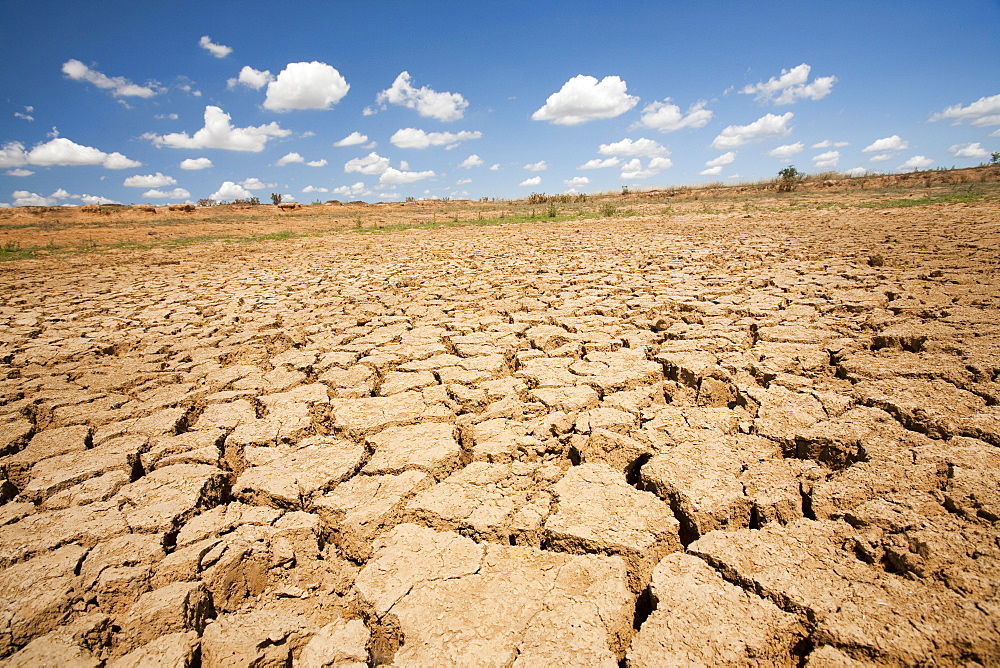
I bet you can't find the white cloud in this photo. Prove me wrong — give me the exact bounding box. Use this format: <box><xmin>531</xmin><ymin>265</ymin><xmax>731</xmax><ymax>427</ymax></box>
<box><xmin>621</xmin><ymin>156</ymin><xmax>672</xmax><ymax>180</ymax></box>
<box><xmin>179</xmin><ymin>157</ymin><xmax>212</xmax><ymax>170</ymax></box>
<box><xmin>199</xmin><ymin>36</ymin><xmax>232</xmax><ymax>58</ymax></box>
<box><xmin>532</xmin><ymin>75</ymin><xmax>639</xmax><ymax>125</ymax></box>
<box><xmin>210</xmin><ymin>181</ymin><xmax>253</xmax><ymax>201</ymax></box>
<box><xmin>632</xmin><ymin>99</ymin><xmax>712</xmax><ymax>133</ymax></box>
<box><xmin>332</xmin><ymin>182</ymin><xmax>371</xmax><ymax>197</ymax></box>
<box><xmin>379</xmin><ymin>167</ymin><xmax>435</xmax><ymax>185</ymax></box>
<box><xmin>345</xmin><ymin>152</ymin><xmax>390</xmax><ymax>175</ymax></box>
<box><xmin>740</xmin><ymin>63</ymin><xmax>836</xmax><ymax>105</ymax></box>
<box><xmin>307</xmin><ymin>159</ymin><xmax>327</xmax><ymax>167</ymax></box>
<box><xmin>6</xmin><ymin>168</ymin><xmax>33</xmax><ymax>176</ymax></box>
<box><xmin>12</xmin><ymin>190</ymin><xmax>56</xmax><ymax>206</ymax></box>
<box><xmin>79</xmin><ymin>194</ymin><xmax>119</xmax><ymax>205</ymax></box>
<box><xmin>390</xmin><ymin>127</ymin><xmax>482</xmax><ymax>149</ymax></box>
<box><xmin>144</xmin><ymin>106</ymin><xmax>290</xmax><ymax>151</ymax></box>
<box><xmin>949</xmin><ymin>142</ymin><xmax>989</xmax><ymax>159</ymax></box>
<box><xmin>578</xmin><ymin>157</ymin><xmax>620</xmax><ymax>169</ymax></box>
<box><xmin>142</xmin><ymin>187</ymin><xmax>190</xmax><ymax>199</ymax></box>
<box><xmin>155</xmin><ymin>113</ymin><xmax>179</xmax><ymax>120</ymax></box>
<box><xmin>276</xmin><ymin>152</ymin><xmax>305</xmax><ymax>166</ymax></box>
<box><xmin>705</xmin><ymin>152</ymin><xmax>736</xmax><ymax>167</ymax></box>
<box><xmin>50</xmin><ymin>188</ymin><xmax>73</xmax><ymax>199</ymax></box>
<box><xmin>334</xmin><ymin>132</ymin><xmax>368</xmax><ymax>147</ymax></box>
<box><xmin>524</xmin><ymin>160</ymin><xmax>547</xmax><ymax>171</ymax></box>
<box><xmin>123</xmin><ymin>172</ymin><xmax>176</xmax><ymax>188</ymax></box>
<box><xmin>699</xmin><ymin>165</ymin><xmax>723</xmax><ymax>176</ymax></box>
<box><xmin>862</xmin><ymin>135</ymin><xmax>909</xmax><ymax>153</ymax></box>
<box><xmin>844</xmin><ymin>167</ymin><xmax>868</xmax><ymax>177</ymax></box>
<box><xmin>0</xmin><ymin>142</ymin><xmax>27</xmax><ymax>167</ymax></box>
<box><xmin>302</xmin><ymin>185</ymin><xmax>329</xmax><ymax>193</ymax></box>
<box><xmin>239</xmin><ymin>178</ymin><xmax>273</xmax><ymax>190</ymax></box>
<box><xmin>489</xmin><ymin>164</ymin><xmax>500</xmax><ymax>171</ymax></box>
<box><xmin>712</xmin><ymin>113</ymin><xmax>793</xmax><ymax>149</ymax></box>
<box><xmin>812</xmin><ymin>139</ymin><xmax>849</xmax><ymax>148</ymax></box>
<box><xmin>227</xmin><ymin>66</ymin><xmax>274</xmax><ymax>90</ymax></box>
<box><xmin>263</xmin><ymin>62</ymin><xmax>349</xmax><ymax>111</ymax></box>
<box><xmin>62</xmin><ymin>59</ymin><xmax>158</xmax><ymax>98</ymax></box>
<box><xmin>812</xmin><ymin>150</ymin><xmax>840</xmax><ymax>168</ymax></box>
<box><xmin>869</xmin><ymin>153</ymin><xmax>892</xmax><ymax>162</ymax></box>
<box><xmin>456</xmin><ymin>178</ymin><xmax>472</xmax><ymax>185</ymax></box>
<box><xmin>930</xmin><ymin>93</ymin><xmax>1000</xmax><ymax>127</ymax></box>
<box><xmin>375</xmin><ymin>71</ymin><xmax>468</xmax><ymax>122</ymax></box>
<box><xmin>26</xmin><ymin>137</ymin><xmax>141</xmax><ymax>169</ymax></box>
<box><xmin>459</xmin><ymin>154</ymin><xmax>484</xmax><ymax>169</ymax></box>
<box><xmin>519</xmin><ymin>176</ymin><xmax>542</xmax><ymax>186</ymax></box>
<box><xmin>598</xmin><ymin>138</ymin><xmax>668</xmax><ymax>157</ymax></box>
<box><xmin>564</xmin><ymin>176</ymin><xmax>590</xmax><ymax>188</ymax></box>
<box><xmin>898</xmin><ymin>155</ymin><xmax>933</xmax><ymax>171</ymax></box>
<box><xmin>14</xmin><ymin>106</ymin><xmax>34</xmax><ymax>122</ymax></box>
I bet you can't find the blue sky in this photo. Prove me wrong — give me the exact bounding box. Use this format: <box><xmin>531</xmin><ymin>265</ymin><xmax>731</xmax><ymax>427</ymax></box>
<box><xmin>2</xmin><ymin>0</ymin><xmax>999</xmax><ymax>206</ymax></box>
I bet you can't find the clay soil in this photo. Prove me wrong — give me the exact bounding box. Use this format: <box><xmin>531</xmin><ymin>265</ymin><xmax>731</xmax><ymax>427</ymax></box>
<box><xmin>1</xmin><ymin>170</ymin><xmax>999</xmax><ymax>665</ymax></box>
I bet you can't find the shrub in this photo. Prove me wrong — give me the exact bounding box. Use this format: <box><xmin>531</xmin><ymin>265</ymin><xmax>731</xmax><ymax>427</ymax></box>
<box><xmin>270</xmin><ymin>192</ymin><xmax>282</xmax><ymax>205</ymax></box>
<box><xmin>600</xmin><ymin>202</ymin><xmax>618</xmax><ymax>217</ymax></box>
<box><xmin>777</xmin><ymin>166</ymin><xmax>802</xmax><ymax>192</ymax></box>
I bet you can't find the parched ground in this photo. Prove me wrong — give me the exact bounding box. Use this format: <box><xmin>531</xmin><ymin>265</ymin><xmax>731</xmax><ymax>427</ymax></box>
<box><xmin>1</xmin><ymin>192</ymin><xmax>999</xmax><ymax>665</ymax></box>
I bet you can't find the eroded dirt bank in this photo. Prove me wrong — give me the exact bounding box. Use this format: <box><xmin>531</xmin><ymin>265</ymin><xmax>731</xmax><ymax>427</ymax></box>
<box><xmin>1</xmin><ymin>203</ymin><xmax>998</xmax><ymax>665</ymax></box>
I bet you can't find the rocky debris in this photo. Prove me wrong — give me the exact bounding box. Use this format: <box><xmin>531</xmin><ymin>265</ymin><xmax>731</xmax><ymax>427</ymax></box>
<box><xmin>627</xmin><ymin>553</ymin><xmax>805</xmax><ymax>666</ymax></box>
<box><xmin>354</xmin><ymin>523</ymin><xmax>633</xmax><ymax>665</ymax></box>
<box><xmin>1</xmin><ymin>203</ymin><xmax>999</xmax><ymax>661</ymax></box>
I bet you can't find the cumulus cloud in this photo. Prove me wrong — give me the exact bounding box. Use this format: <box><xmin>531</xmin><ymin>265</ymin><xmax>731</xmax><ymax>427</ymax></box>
<box><xmin>12</xmin><ymin>190</ymin><xmax>57</xmax><ymax>206</ymax></box>
<box><xmin>632</xmin><ymin>99</ymin><xmax>712</xmax><ymax>133</ymax></box>
<box><xmin>79</xmin><ymin>194</ymin><xmax>120</xmax><ymax>205</ymax></box>
<box><xmin>227</xmin><ymin>66</ymin><xmax>274</xmax><ymax>90</ymax></box>
<box><xmin>489</xmin><ymin>164</ymin><xmax>500</xmax><ymax>171</ymax></box>
<box><xmin>276</xmin><ymin>152</ymin><xmax>305</xmax><ymax>166</ymax></box>
<box><xmin>333</xmin><ymin>182</ymin><xmax>372</xmax><ymax>198</ymax></box>
<box><xmin>6</xmin><ymin>168</ymin><xmax>33</xmax><ymax>176</ymax></box>
<box><xmin>389</xmin><ymin>127</ymin><xmax>482</xmax><ymax>149</ymax></box>
<box><xmin>869</xmin><ymin>153</ymin><xmax>892</xmax><ymax>162</ymax></box>
<box><xmin>844</xmin><ymin>167</ymin><xmax>868</xmax><ymax>177</ymax></box>
<box><xmin>578</xmin><ymin>157</ymin><xmax>620</xmax><ymax>169</ymax></box>
<box><xmin>700</xmin><ymin>166</ymin><xmax>723</xmax><ymax>176</ymax></box>
<box><xmin>532</xmin><ymin>75</ymin><xmax>639</xmax><ymax>125</ymax></box>
<box><xmin>376</xmin><ymin>71</ymin><xmax>468</xmax><ymax>122</ymax></box>
<box><xmin>706</xmin><ymin>152</ymin><xmax>736</xmax><ymax>168</ymax></box>
<box><xmin>0</xmin><ymin>142</ymin><xmax>27</xmax><ymax>168</ymax></box>
<box><xmin>302</xmin><ymin>185</ymin><xmax>329</xmax><ymax>193</ymax></box>
<box><xmin>948</xmin><ymin>142</ymin><xmax>989</xmax><ymax>159</ymax></box>
<box><xmin>210</xmin><ymin>181</ymin><xmax>253</xmax><ymax>201</ymax></box>
<box><xmin>812</xmin><ymin>150</ymin><xmax>840</xmax><ymax>168</ymax></box>
<box><xmin>62</xmin><ymin>59</ymin><xmax>159</xmax><ymax>98</ymax></box>
<box><xmin>199</xmin><ymin>36</ymin><xmax>232</xmax><ymax>58</ymax></box>
<box><xmin>711</xmin><ymin>112</ymin><xmax>793</xmax><ymax>149</ymax></box>
<box><xmin>930</xmin><ymin>93</ymin><xmax>1000</xmax><ymax>127</ymax></box>
<box><xmin>519</xmin><ymin>176</ymin><xmax>542</xmax><ymax>186</ymax></box>
<box><xmin>307</xmin><ymin>159</ymin><xmax>327</xmax><ymax>167</ymax></box>
<box><xmin>179</xmin><ymin>157</ymin><xmax>212</xmax><ymax>170</ymax></box>
<box><xmin>523</xmin><ymin>160</ymin><xmax>547</xmax><ymax>172</ymax></box>
<box><xmin>379</xmin><ymin>167</ymin><xmax>436</xmax><ymax>185</ymax></box>
<box><xmin>142</xmin><ymin>187</ymin><xmax>190</xmax><ymax>199</ymax></box>
<box><xmin>862</xmin><ymin>135</ymin><xmax>909</xmax><ymax>153</ymax></box>
<box><xmin>24</xmin><ymin>137</ymin><xmax>141</xmax><ymax>169</ymax></box>
<box><xmin>239</xmin><ymin>178</ymin><xmax>273</xmax><ymax>190</ymax></box>
<box><xmin>345</xmin><ymin>152</ymin><xmax>390</xmax><ymax>175</ymax></box>
<box><xmin>459</xmin><ymin>154</ymin><xmax>484</xmax><ymax>169</ymax></box>
<box><xmin>598</xmin><ymin>138</ymin><xmax>668</xmax><ymax>157</ymax></box>
<box><xmin>144</xmin><ymin>106</ymin><xmax>290</xmax><ymax>152</ymax></box>
<box><xmin>14</xmin><ymin>106</ymin><xmax>34</xmax><ymax>122</ymax></box>
<box><xmin>263</xmin><ymin>62</ymin><xmax>349</xmax><ymax>111</ymax></box>
<box><xmin>766</xmin><ymin>142</ymin><xmax>803</xmax><ymax>159</ymax></box>
<box><xmin>621</xmin><ymin>156</ymin><xmax>672</xmax><ymax>180</ymax></box>
<box><xmin>898</xmin><ymin>155</ymin><xmax>933</xmax><ymax>171</ymax></box>
<box><xmin>740</xmin><ymin>63</ymin><xmax>836</xmax><ymax>105</ymax></box>
<box><xmin>456</xmin><ymin>178</ymin><xmax>472</xmax><ymax>185</ymax></box>
<box><xmin>334</xmin><ymin>132</ymin><xmax>368</xmax><ymax>147</ymax></box>
<box><xmin>564</xmin><ymin>176</ymin><xmax>590</xmax><ymax>188</ymax></box>
<box><xmin>123</xmin><ymin>172</ymin><xmax>176</xmax><ymax>188</ymax></box>
<box><xmin>812</xmin><ymin>139</ymin><xmax>849</xmax><ymax>148</ymax></box>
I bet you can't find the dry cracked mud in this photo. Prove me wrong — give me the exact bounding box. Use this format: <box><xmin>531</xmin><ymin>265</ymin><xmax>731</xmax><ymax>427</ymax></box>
<box><xmin>1</xmin><ymin>196</ymin><xmax>999</xmax><ymax>666</ymax></box>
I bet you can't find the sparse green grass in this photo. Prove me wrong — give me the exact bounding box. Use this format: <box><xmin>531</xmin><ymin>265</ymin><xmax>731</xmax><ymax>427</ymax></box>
<box><xmin>354</xmin><ymin>213</ymin><xmax>579</xmax><ymax>235</ymax></box>
<box><xmin>855</xmin><ymin>191</ymin><xmax>985</xmax><ymax>209</ymax></box>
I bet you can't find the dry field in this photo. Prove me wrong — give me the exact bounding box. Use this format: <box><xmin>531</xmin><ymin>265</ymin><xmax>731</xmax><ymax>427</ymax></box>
<box><xmin>1</xmin><ymin>170</ymin><xmax>999</xmax><ymax>665</ymax></box>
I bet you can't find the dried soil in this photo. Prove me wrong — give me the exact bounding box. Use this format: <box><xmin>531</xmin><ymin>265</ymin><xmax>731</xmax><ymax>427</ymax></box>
<box><xmin>1</xmin><ymin>186</ymin><xmax>999</xmax><ymax>665</ymax></box>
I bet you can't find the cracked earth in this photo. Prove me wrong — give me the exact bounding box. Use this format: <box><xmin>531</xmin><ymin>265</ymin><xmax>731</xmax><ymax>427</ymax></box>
<box><xmin>1</xmin><ymin>199</ymin><xmax>998</xmax><ymax>665</ymax></box>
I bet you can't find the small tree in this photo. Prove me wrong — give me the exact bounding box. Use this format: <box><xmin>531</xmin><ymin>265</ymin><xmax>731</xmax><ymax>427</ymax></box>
<box><xmin>777</xmin><ymin>166</ymin><xmax>802</xmax><ymax>192</ymax></box>
<box><xmin>991</xmin><ymin>152</ymin><xmax>1000</xmax><ymax>165</ymax></box>
<box><xmin>270</xmin><ymin>192</ymin><xmax>282</xmax><ymax>205</ymax></box>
